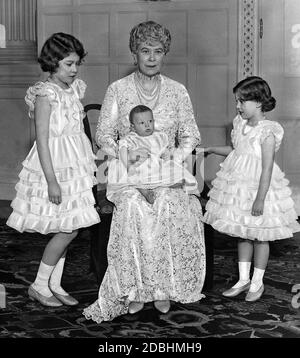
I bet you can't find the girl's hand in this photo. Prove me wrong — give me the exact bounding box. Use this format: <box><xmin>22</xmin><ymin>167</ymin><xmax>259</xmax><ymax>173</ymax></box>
<box><xmin>48</xmin><ymin>180</ymin><xmax>62</xmax><ymax>205</ymax></box>
<box><xmin>203</xmin><ymin>147</ymin><xmax>212</xmax><ymax>157</ymax></box>
<box><xmin>251</xmin><ymin>198</ymin><xmax>264</xmax><ymax>216</ymax></box>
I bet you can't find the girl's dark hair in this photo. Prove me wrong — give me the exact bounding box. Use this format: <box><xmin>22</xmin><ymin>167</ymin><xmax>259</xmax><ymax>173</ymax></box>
<box><xmin>233</xmin><ymin>76</ymin><xmax>276</xmax><ymax>112</ymax></box>
<box><xmin>38</xmin><ymin>32</ymin><xmax>87</xmax><ymax>73</ymax></box>
<box><xmin>129</xmin><ymin>104</ymin><xmax>153</xmax><ymax>124</ymax></box>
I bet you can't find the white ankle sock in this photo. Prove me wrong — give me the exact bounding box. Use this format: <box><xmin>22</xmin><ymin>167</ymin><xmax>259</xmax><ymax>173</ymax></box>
<box><xmin>32</xmin><ymin>261</ymin><xmax>55</xmax><ymax>297</ymax></box>
<box><xmin>250</xmin><ymin>267</ymin><xmax>265</xmax><ymax>292</ymax></box>
<box><xmin>232</xmin><ymin>261</ymin><xmax>251</xmax><ymax>289</ymax></box>
<box><xmin>49</xmin><ymin>257</ymin><xmax>68</xmax><ymax>296</ymax></box>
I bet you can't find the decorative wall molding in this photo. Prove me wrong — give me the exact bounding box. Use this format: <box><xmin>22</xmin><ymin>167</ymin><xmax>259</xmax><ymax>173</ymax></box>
<box><xmin>0</xmin><ymin>0</ymin><xmax>37</xmax><ymax>63</ymax></box>
<box><xmin>238</xmin><ymin>0</ymin><xmax>258</xmax><ymax>80</ymax></box>
<box><xmin>0</xmin><ymin>0</ymin><xmax>36</xmax><ymax>41</ymax></box>
<box><xmin>0</xmin><ymin>63</ymin><xmax>40</xmax><ymax>90</ymax></box>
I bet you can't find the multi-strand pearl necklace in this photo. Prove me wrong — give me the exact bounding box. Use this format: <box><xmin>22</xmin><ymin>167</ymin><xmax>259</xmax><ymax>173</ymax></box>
<box><xmin>134</xmin><ymin>71</ymin><xmax>161</xmax><ymax>110</ymax></box>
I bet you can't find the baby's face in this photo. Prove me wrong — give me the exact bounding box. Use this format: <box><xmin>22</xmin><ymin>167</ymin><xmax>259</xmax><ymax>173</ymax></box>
<box><xmin>132</xmin><ymin>111</ymin><xmax>154</xmax><ymax>136</ymax></box>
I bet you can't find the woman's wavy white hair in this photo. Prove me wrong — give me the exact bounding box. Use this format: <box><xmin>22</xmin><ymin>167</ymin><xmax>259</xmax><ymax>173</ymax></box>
<box><xmin>129</xmin><ymin>20</ymin><xmax>171</xmax><ymax>54</ymax></box>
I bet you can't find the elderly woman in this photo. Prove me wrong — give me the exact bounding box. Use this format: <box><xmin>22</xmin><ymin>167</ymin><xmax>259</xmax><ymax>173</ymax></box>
<box><xmin>83</xmin><ymin>21</ymin><xmax>206</xmax><ymax>323</ymax></box>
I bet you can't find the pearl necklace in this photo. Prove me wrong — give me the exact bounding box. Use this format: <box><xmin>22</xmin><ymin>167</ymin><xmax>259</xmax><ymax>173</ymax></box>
<box><xmin>134</xmin><ymin>71</ymin><xmax>161</xmax><ymax>110</ymax></box>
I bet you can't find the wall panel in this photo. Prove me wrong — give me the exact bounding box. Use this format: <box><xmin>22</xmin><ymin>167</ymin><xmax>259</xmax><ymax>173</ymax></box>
<box><xmin>43</xmin><ymin>14</ymin><xmax>73</xmax><ymax>39</ymax></box>
<box><xmin>189</xmin><ymin>9</ymin><xmax>229</xmax><ymax>57</ymax></box>
<box><xmin>150</xmin><ymin>10</ymin><xmax>188</xmax><ymax>57</ymax></box>
<box><xmin>195</xmin><ymin>64</ymin><xmax>229</xmax><ymax>125</ymax></box>
<box><xmin>78</xmin><ymin>12</ymin><xmax>110</xmax><ymax>58</ymax></box>
<box><xmin>163</xmin><ymin>64</ymin><xmax>188</xmax><ymax>89</ymax></box>
<box><xmin>80</xmin><ymin>64</ymin><xmax>110</xmax><ymax>105</ymax></box>
<box><xmin>115</xmin><ymin>12</ymin><xmax>147</xmax><ymax>57</ymax></box>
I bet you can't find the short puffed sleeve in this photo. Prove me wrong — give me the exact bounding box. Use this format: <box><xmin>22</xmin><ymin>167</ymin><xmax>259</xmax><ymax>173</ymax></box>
<box><xmin>230</xmin><ymin>115</ymin><xmax>243</xmax><ymax>148</ymax></box>
<box><xmin>25</xmin><ymin>82</ymin><xmax>57</xmax><ymax>119</ymax></box>
<box><xmin>259</xmin><ymin>121</ymin><xmax>284</xmax><ymax>152</ymax></box>
<box><xmin>72</xmin><ymin>79</ymin><xmax>87</xmax><ymax>99</ymax></box>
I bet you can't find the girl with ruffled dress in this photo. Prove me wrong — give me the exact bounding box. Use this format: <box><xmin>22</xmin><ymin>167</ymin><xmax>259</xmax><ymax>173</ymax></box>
<box><xmin>6</xmin><ymin>33</ymin><xmax>100</xmax><ymax>307</ymax></box>
<box><xmin>203</xmin><ymin>76</ymin><xmax>300</xmax><ymax>302</ymax></box>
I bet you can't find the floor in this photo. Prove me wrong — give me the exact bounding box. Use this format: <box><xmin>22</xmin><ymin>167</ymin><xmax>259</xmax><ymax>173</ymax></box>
<box><xmin>1</xmin><ymin>202</ymin><xmax>300</xmax><ymax>342</ymax></box>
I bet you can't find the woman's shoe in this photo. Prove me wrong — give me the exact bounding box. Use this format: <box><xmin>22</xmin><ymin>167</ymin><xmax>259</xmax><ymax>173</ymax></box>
<box><xmin>222</xmin><ymin>281</ymin><xmax>250</xmax><ymax>297</ymax></box>
<box><xmin>245</xmin><ymin>284</ymin><xmax>264</xmax><ymax>302</ymax></box>
<box><xmin>154</xmin><ymin>300</ymin><xmax>170</xmax><ymax>313</ymax></box>
<box><xmin>128</xmin><ymin>301</ymin><xmax>144</xmax><ymax>314</ymax></box>
<box><xmin>51</xmin><ymin>291</ymin><xmax>79</xmax><ymax>306</ymax></box>
<box><xmin>28</xmin><ymin>285</ymin><xmax>63</xmax><ymax>307</ymax></box>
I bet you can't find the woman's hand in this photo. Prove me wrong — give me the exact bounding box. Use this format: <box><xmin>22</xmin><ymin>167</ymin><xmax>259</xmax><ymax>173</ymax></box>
<box><xmin>128</xmin><ymin>149</ymin><xmax>149</xmax><ymax>164</ymax></box>
<box><xmin>169</xmin><ymin>180</ymin><xmax>185</xmax><ymax>189</ymax></box>
<box><xmin>251</xmin><ymin>198</ymin><xmax>264</xmax><ymax>216</ymax></box>
<box><xmin>48</xmin><ymin>180</ymin><xmax>62</xmax><ymax>205</ymax></box>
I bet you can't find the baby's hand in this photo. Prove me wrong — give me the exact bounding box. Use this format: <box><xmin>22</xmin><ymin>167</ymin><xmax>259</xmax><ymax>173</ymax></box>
<box><xmin>128</xmin><ymin>163</ymin><xmax>139</xmax><ymax>176</ymax></box>
<box><xmin>161</xmin><ymin>149</ymin><xmax>173</xmax><ymax>161</ymax></box>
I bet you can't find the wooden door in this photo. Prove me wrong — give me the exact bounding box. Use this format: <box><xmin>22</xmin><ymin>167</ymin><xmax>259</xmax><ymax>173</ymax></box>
<box><xmin>259</xmin><ymin>0</ymin><xmax>300</xmax><ymax>212</ymax></box>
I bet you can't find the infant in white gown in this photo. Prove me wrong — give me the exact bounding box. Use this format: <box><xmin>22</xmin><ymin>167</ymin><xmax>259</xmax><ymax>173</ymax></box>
<box><xmin>107</xmin><ymin>105</ymin><xmax>199</xmax><ymax>203</ymax></box>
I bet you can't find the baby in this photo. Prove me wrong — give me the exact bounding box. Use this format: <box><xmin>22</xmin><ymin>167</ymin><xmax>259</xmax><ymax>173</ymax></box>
<box><xmin>107</xmin><ymin>105</ymin><xmax>199</xmax><ymax>204</ymax></box>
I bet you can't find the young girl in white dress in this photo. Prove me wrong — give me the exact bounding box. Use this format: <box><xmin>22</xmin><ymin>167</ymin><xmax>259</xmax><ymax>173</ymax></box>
<box><xmin>203</xmin><ymin>76</ymin><xmax>300</xmax><ymax>302</ymax></box>
<box><xmin>107</xmin><ymin>104</ymin><xmax>199</xmax><ymax>204</ymax></box>
<box><xmin>6</xmin><ymin>33</ymin><xmax>100</xmax><ymax>307</ymax></box>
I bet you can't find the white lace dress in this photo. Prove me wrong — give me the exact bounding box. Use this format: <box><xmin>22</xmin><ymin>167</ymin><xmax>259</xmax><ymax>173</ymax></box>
<box><xmin>204</xmin><ymin>115</ymin><xmax>300</xmax><ymax>241</ymax></box>
<box><xmin>83</xmin><ymin>72</ymin><xmax>206</xmax><ymax>323</ymax></box>
<box><xmin>6</xmin><ymin>79</ymin><xmax>100</xmax><ymax>234</ymax></box>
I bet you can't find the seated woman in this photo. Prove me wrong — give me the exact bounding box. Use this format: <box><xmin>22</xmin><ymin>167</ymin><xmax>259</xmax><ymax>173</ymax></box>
<box><xmin>83</xmin><ymin>20</ymin><xmax>206</xmax><ymax>322</ymax></box>
<box><xmin>107</xmin><ymin>104</ymin><xmax>199</xmax><ymax>204</ymax></box>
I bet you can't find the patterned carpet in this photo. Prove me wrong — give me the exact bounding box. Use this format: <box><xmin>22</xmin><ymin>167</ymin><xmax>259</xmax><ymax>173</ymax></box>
<box><xmin>1</xmin><ymin>217</ymin><xmax>300</xmax><ymax>343</ymax></box>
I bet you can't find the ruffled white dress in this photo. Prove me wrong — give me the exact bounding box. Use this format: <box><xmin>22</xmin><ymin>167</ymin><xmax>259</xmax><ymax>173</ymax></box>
<box><xmin>107</xmin><ymin>131</ymin><xmax>199</xmax><ymax>201</ymax></box>
<box><xmin>6</xmin><ymin>79</ymin><xmax>100</xmax><ymax>234</ymax></box>
<box><xmin>204</xmin><ymin>115</ymin><xmax>300</xmax><ymax>241</ymax></box>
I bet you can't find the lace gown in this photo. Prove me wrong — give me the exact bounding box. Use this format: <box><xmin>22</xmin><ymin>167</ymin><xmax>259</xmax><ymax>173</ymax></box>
<box><xmin>204</xmin><ymin>115</ymin><xmax>300</xmax><ymax>241</ymax></box>
<box><xmin>6</xmin><ymin>79</ymin><xmax>100</xmax><ymax>234</ymax></box>
<box><xmin>106</xmin><ymin>131</ymin><xmax>199</xmax><ymax>201</ymax></box>
<box><xmin>83</xmin><ymin>72</ymin><xmax>206</xmax><ymax>323</ymax></box>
